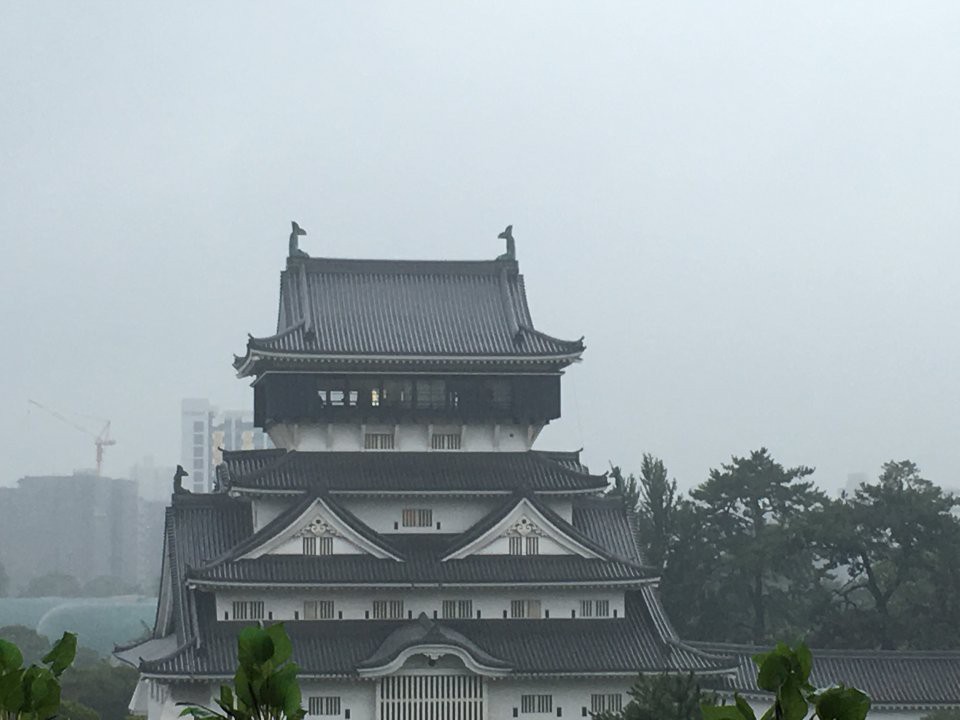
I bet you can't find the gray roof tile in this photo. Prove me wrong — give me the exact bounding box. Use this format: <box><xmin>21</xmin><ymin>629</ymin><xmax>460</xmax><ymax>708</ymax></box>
<box><xmin>220</xmin><ymin>449</ymin><xmax>608</xmax><ymax>495</ymax></box>
<box><xmin>235</xmin><ymin>258</ymin><xmax>583</xmax><ymax>373</ymax></box>
<box><xmin>691</xmin><ymin>641</ymin><xmax>960</xmax><ymax>708</ymax></box>
<box><xmin>142</xmin><ymin>593</ymin><xmax>733</xmax><ymax>677</ymax></box>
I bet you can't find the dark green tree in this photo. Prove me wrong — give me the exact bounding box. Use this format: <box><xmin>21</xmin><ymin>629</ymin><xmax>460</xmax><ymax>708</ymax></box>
<box><xmin>21</xmin><ymin>573</ymin><xmax>81</xmax><ymax>598</ymax></box>
<box><xmin>58</xmin><ymin>700</ymin><xmax>100</xmax><ymax>720</ymax></box>
<box><xmin>813</xmin><ymin>460</ymin><xmax>958</xmax><ymax>649</ymax></box>
<box><xmin>635</xmin><ymin>455</ymin><xmax>680</xmax><ymax>573</ymax></box>
<box><xmin>593</xmin><ymin>672</ymin><xmax>711</xmax><ymax>720</ymax></box>
<box><xmin>61</xmin><ymin>662</ymin><xmax>139</xmax><ymax>720</ymax></box>
<box><xmin>608</xmin><ymin>464</ymin><xmax>641</xmax><ymax>515</ymax></box>
<box><xmin>690</xmin><ymin>448</ymin><xmax>826</xmax><ymax>643</ymax></box>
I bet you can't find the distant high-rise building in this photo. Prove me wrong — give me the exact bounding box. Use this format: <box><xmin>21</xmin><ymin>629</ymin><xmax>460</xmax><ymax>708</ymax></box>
<box><xmin>180</xmin><ymin>399</ymin><xmax>271</xmax><ymax>493</ymax></box>
<box><xmin>129</xmin><ymin>455</ymin><xmax>176</xmax><ymax>504</ymax></box>
<box><xmin>0</xmin><ymin>473</ymin><xmax>164</xmax><ymax>594</ymax></box>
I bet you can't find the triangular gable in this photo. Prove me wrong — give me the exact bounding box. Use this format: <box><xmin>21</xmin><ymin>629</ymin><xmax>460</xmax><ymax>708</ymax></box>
<box><xmin>237</xmin><ymin>496</ymin><xmax>402</xmax><ymax>561</ymax></box>
<box><xmin>443</xmin><ymin>496</ymin><xmax>605</xmax><ymax>561</ymax></box>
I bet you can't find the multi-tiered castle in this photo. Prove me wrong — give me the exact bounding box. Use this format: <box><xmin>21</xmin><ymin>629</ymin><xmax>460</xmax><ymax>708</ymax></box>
<box><xmin>119</xmin><ymin>231</ymin><xmax>734</xmax><ymax>720</ymax></box>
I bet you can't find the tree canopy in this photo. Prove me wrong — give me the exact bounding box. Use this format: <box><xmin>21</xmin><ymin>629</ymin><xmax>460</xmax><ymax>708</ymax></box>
<box><xmin>616</xmin><ymin>450</ymin><xmax>960</xmax><ymax>650</ymax></box>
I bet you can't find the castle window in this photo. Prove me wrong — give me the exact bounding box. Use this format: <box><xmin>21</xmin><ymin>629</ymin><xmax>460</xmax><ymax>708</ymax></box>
<box><xmin>373</xmin><ymin>600</ymin><xmax>404</xmax><ymax>619</ymax></box>
<box><xmin>509</xmin><ymin>537</ymin><xmax>522</xmax><ymax>555</ymax></box>
<box><xmin>590</xmin><ymin>694</ymin><xmax>622</xmax><ymax>713</ymax></box>
<box><xmin>303</xmin><ymin>600</ymin><xmax>334</xmax><ymax>620</ymax></box>
<box><xmin>521</xmin><ymin>695</ymin><xmax>552</xmax><ymax>713</ymax></box>
<box><xmin>431</xmin><ymin>432</ymin><xmax>462</xmax><ymax>450</ymax></box>
<box><xmin>307</xmin><ymin>696</ymin><xmax>341</xmax><ymax>716</ymax></box>
<box><xmin>231</xmin><ymin>601</ymin><xmax>264</xmax><ymax>620</ymax></box>
<box><xmin>382</xmin><ymin>379</ymin><xmax>412</xmax><ymax>408</ymax></box>
<box><xmin>525</xmin><ymin>536</ymin><xmax>539</xmax><ymax>555</ymax></box>
<box><xmin>402</xmin><ymin>509</ymin><xmax>433</xmax><ymax>527</ymax></box>
<box><xmin>415</xmin><ymin>379</ymin><xmax>446</xmax><ymax>409</ymax></box>
<box><xmin>510</xmin><ymin>599</ymin><xmax>541</xmax><ymax>619</ymax></box>
<box><xmin>304</xmin><ymin>536</ymin><xmax>333</xmax><ymax>555</ymax></box>
<box><xmin>364</xmin><ymin>432</ymin><xmax>395</xmax><ymax>450</ymax></box>
<box><xmin>596</xmin><ymin>600</ymin><xmax>610</xmax><ymax>617</ymax></box>
<box><xmin>370</xmin><ymin>389</ymin><xmax>380</xmax><ymax>407</ymax></box>
<box><xmin>442</xmin><ymin>600</ymin><xmax>474</xmax><ymax>619</ymax></box>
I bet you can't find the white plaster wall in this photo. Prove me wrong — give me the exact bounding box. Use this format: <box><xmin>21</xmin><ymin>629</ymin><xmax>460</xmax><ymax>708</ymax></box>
<box><xmin>253</xmin><ymin>497</ymin><xmax>296</xmax><ymax>531</ymax></box>
<box><xmin>299</xmin><ymin>680</ymin><xmax>374</xmax><ymax>719</ymax></box>
<box><xmin>339</xmin><ymin>497</ymin><xmax>500</xmax><ymax>534</ymax></box>
<box><xmin>250</xmin><ymin>496</ymin><xmax>575</xmax><ymax>537</ymax></box>
<box><xmin>268</xmin><ymin>422</ymin><xmax>540</xmax><ymax>452</ymax></box>
<box><xmin>476</xmin><ymin>535</ymin><xmax>573</xmax><ymax>556</ymax></box>
<box><xmin>267</xmin><ymin>534</ymin><xmax>363</xmax><ymax>555</ymax></box>
<box><xmin>214</xmin><ymin>588</ymin><xmax>625</xmax><ymax>622</ymax></box>
<box><xmin>487</xmin><ymin>677</ymin><xmax>630</xmax><ymax>719</ymax></box>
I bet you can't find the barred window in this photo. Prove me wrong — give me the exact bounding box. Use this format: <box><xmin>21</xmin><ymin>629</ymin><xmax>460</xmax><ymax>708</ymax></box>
<box><xmin>402</xmin><ymin>509</ymin><xmax>433</xmax><ymax>527</ymax></box>
<box><xmin>509</xmin><ymin>537</ymin><xmax>523</xmax><ymax>555</ymax></box>
<box><xmin>525</xmin><ymin>536</ymin><xmax>539</xmax><ymax>555</ymax></box>
<box><xmin>373</xmin><ymin>600</ymin><xmax>404</xmax><ymax>619</ymax></box>
<box><xmin>303</xmin><ymin>600</ymin><xmax>334</xmax><ymax>620</ymax></box>
<box><xmin>303</xmin><ymin>536</ymin><xmax>316</xmax><ymax>555</ymax></box>
<box><xmin>231</xmin><ymin>601</ymin><xmax>264</xmax><ymax>620</ymax></box>
<box><xmin>364</xmin><ymin>432</ymin><xmax>395</xmax><ymax>450</ymax></box>
<box><xmin>591</xmin><ymin>694</ymin><xmax>622</xmax><ymax>713</ymax></box>
<box><xmin>307</xmin><ymin>696</ymin><xmax>341</xmax><ymax>716</ymax></box>
<box><xmin>431</xmin><ymin>432</ymin><xmax>462</xmax><ymax>450</ymax></box>
<box><xmin>442</xmin><ymin>600</ymin><xmax>474</xmax><ymax>619</ymax></box>
<box><xmin>596</xmin><ymin>599</ymin><xmax>610</xmax><ymax>617</ymax></box>
<box><xmin>521</xmin><ymin>694</ymin><xmax>552</xmax><ymax>713</ymax></box>
<box><xmin>510</xmin><ymin>599</ymin><xmax>542</xmax><ymax>619</ymax></box>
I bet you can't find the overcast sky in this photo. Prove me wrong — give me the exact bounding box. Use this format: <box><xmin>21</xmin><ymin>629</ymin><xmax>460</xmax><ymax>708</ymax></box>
<box><xmin>1</xmin><ymin>2</ymin><xmax>958</xmax><ymax>495</ymax></box>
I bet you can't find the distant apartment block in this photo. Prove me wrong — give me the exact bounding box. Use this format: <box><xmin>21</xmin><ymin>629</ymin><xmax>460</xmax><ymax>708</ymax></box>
<box><xmin>0</xmin><ymin>473</ymin><xmax>165</xmax><ymax>594</ymax></box>
<box><xmin>180</xmin><ymin>399</ymin><xmax>271</xmax><ymax>493</ymax></box>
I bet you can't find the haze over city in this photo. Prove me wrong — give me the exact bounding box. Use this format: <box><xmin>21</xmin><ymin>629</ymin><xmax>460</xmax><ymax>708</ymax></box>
<box><xmin>2</xmin><ymin>2</ymin><xmax>959</xmax><ymax>492</ymax></box>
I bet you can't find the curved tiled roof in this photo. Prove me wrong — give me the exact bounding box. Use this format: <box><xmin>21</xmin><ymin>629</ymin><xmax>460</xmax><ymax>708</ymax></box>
<box><xmin>140</xmin><ymin>592</ymin><xmax>735</xmax><ymax>678</ymax></box>
<box><xmin>234</xmin><ymin>257</ymin><xmax>583</xmax><ymax>374</ymax></box>
<box><xmin>690</xmin><ymin>641</ymin><xmax>960</xmax><ymax>709</ymax></box>
<box><xmin>219</xmin><ymin>449</ymin><xmax>609</xmax><ymax>495</ymax></box>
<box><xmin>187</xmin><ymin>552</ymin><xmax>653</xmax><ymax>587</ymax></box>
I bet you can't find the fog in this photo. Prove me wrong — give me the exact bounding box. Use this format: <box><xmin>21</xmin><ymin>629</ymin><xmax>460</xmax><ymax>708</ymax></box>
<box><xmin>2</xmin><ymin>2</ymin><xmax>958</xmax><ymax>493</ymax></box>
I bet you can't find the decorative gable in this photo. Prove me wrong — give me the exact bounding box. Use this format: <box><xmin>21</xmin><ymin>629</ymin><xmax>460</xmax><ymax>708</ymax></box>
<box><xmin>238</xmin><ymin>496</ymin><xmax>401</xmax><ymax>561</ymax></box>
<box><xmin>443</xmin><ymin>497</ymin><xmax>605</xmax><ymax>561</ymax></box>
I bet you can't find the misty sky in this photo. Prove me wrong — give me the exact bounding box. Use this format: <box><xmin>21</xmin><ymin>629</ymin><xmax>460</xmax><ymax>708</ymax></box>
<box><xmin>1</xmin><ymin>2</ymin><xmax>958</xmax><ymax>494</ymax></box>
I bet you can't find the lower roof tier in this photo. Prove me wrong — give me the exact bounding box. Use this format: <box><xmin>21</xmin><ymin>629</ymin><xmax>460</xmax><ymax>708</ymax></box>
<box><xmin>140</xmin><ymin>592</ymin><xmax>730</xmax><ymax>678</ymax></box>
<box><xmin>218</xmin><ymin>449</ymin><xmax>606</xmax><ymax>495</ymax></box>
<box><xmin>187</xmin><ymin>551</ymin><xmax>652</xmax><ymax>588</ymax></box>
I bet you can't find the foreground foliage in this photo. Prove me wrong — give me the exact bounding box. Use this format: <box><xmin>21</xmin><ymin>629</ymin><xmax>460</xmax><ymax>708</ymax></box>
<box><xmin>0</xmin><ymin>626</ymin><xmax>137</xmax><ymax>720</ymax></box>
<box><xmin>702</xmin><ymin>643</ymin><xmax>869</xmax><ymax>720</ymax></box>
<box><xmin>0</xmin><ymin>631</ymin><xmax>76</xmax><ymax>720</ymax></box>
<box><xmin>180</xmin><ymin>624</ymin><xmax>304</xmax><ymax>720</ymax></box>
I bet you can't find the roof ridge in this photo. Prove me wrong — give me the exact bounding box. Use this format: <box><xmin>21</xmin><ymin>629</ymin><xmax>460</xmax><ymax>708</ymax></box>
<box><xmin>287</xmin><ymin>256</ymin><xmax>520</xmax><ymax>276</ymax></box>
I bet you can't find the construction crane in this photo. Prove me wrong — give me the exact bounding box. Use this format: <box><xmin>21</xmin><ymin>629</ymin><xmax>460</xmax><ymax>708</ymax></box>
<box><xmin>27</xmin><ymin>399</ymin><xmax>117</xmax><ymax>476</ymax></box>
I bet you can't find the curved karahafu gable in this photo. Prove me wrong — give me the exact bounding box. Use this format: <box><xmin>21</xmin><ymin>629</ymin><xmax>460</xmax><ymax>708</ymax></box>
<box><xmin>234</xmin><ymin>257</ymin><xmax>584</xmax><ymax>376</ymax></box>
